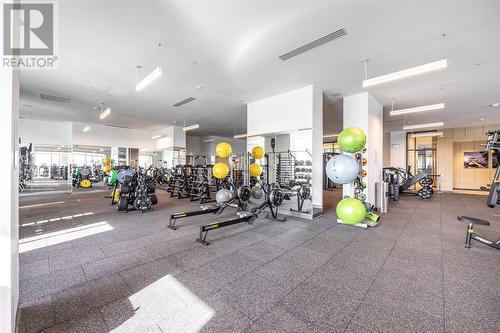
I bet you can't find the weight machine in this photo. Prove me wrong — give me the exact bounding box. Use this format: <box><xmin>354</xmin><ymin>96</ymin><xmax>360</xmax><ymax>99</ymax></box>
<box><xmin>383</xmin><ymin>166</ymin><xmax>434</xmax><ymax>201</ymax></box>
<box><xmin>481</xmin><ymin>130</ymin><xmax>500</xmax><ymax>208</ymax></box>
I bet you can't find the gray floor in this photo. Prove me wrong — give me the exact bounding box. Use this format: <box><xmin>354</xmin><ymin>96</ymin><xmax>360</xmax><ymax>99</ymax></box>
<box><xmin>17</xmin><ymin>190</ymin><xmax>500</xmax><ymax>333</ymax></box>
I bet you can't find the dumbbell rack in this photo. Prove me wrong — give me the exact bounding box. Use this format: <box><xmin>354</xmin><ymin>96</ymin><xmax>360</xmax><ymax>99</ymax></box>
<box><xmin>276</xmin><ymin>153</ymin><xmax>295</xmax><ymax>189</ymax></box>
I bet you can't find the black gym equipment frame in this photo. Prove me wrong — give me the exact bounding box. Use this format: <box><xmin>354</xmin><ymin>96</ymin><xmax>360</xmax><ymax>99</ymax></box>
<box><xmin>168</xmin><ymin>195</ymin><xmax>245</xmax><ymax>230</ymax></box>
<box><xmin>482</xmin><ymin>130</ymin><xmax>500</xmax><ymax>208</ymax></box>
<box><xmin>196</xmin><ymin>187</ymin><xmax>285</xmax><ymax>245</ymax></box>
<box><xmin>457</xmin><ymin>216</ymin><xmax>500</xmax><ymax>250</ymax></box>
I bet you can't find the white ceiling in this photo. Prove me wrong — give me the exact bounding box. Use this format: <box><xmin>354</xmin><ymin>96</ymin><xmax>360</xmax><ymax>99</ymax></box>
<box><xmin>20</xmin><ymin>0</ymin><xmax>500</xmax><ymax>136</ymax></box>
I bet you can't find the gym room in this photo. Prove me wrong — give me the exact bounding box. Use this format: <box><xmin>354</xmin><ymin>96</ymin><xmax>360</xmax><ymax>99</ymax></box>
<box><xmin>1</xmin><ymin>1</ymin><xmax>499</xmax><ymax>332</ymax></box>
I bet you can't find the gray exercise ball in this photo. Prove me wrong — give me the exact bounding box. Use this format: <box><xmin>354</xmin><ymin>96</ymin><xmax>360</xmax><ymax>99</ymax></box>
<box><xmin>216</xmin><ymin>189</ymin><xmax>233</xmax><ymax>204</ymax></box>
<box><xmin>250</xmin><ymin>184</ymin><xmax>264</xmax><ymax>200</ymax></box>
<box><xmin>325</xmin><ymin>154</ymin><xmax>360</xmax><ymax>184</ymax></box>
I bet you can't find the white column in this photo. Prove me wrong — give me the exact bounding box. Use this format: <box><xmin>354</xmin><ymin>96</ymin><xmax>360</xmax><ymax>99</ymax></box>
<box><xmin>0</xmin><ymin>43</ymin><xmax>20</xmax><ymax>333</ymax></box>
<box><xmin>343</xmin><ymin>92</ymin><xmax>383</xmax><ymax>204</ymax></box>
<box><xmin>390</xmin><ymin>131</ymin><xmax>407</xmax><ymax>169</ymax></box>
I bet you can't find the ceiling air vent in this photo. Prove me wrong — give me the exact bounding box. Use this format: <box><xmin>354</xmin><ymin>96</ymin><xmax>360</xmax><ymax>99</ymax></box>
<box><xmin>173</xmin><ymin>97</ymin><xmax>196</xmax><ymax>107</ymax></box>
<box><xmin>105</xmin><ymin>124</ymin><xmax>132</xmax><ymax>130</ymax></box>
<box><xmin>40</xmin><ymin>93</ymin><xmax>70</xmax><ymax>103</ymax></box>
<box><xmin>279</xmin><ymin>28</ymin><xmax>347</xmax><ymax>61</ymax></box>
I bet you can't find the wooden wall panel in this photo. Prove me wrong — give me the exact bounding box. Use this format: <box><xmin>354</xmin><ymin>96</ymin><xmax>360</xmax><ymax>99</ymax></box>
<box><xmin>452</xmin><ymin>141</ymin><xmax>494</xmax><ymax>189</ymax></box>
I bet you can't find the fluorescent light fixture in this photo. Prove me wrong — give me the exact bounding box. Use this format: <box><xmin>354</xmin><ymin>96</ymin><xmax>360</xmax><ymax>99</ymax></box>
<box><xmin>403</xmin><ymin>122</ymin><xmax>444</xmax><ymax>130</ymax></box>
<box><xmin>203</xmin><ymin>139</ymin><xmax>215</xmax><ymax>143</ymax></box>
<box><xmin>136</xmin><ymin>67</ymin><xmax>162</xmax><ymax>92</ymax></box>
<box><xmin>183</xmin><ymin>124</ymin><xmax>200</xmax><ymax>132</ymax></box>
<box><xmin>323</xmin><ymin>133</ymin><xmax>340</xmax><ymax>138</ymax></box>
<box><xmin>491</xmin><ymin>103</ymin><xmax>500</xmax><ymax>108</ymax></box>
<box><xmin>363</xmin><ymin>59</ymin><xmax>447</xmax><ymax>88</ymax></box>
<box><xmin>151</xmin><ymin>134</ymin><xmax>162</xmax><ymax>139</ymax></box>
<box><xmin>83</xmin><ymin>126</ymin><xmax>90</xmax><ymax>132</ymax></box>
<box><xmin>233</xmin><ymin>133</ymin><xmax>247</xmax><ymax>139</ymax></box>
<box><xmin>410</xmin><ymin>131</ymin><xmax>443</xmax><ymax>138</ymax></box>
<box><xmin>390</xmin><ymin>103</ymin><xmax>445</xmax><ymax>116</ymax></box>
<box><xmin>99</xmin><ymin>108</ymin><xmax>111</xmax><ymax>120</ymax></box>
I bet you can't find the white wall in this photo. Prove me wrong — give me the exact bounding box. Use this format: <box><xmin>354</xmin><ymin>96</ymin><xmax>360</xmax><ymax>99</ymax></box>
<box><xmin>1</xmin><ymin>44</ymin><xmax>19</xmax><ymax>333</ymax></box>
<box><xmin>186</xmin><ymin>136</ymin><xmax>202</xmax><ymax>155</ymax></box>
<box><xmin>390</xmin><ymin>131</ymin><xmax>407</xmax><ymax>169</ymax></box>
<box><xmin>19</xmin><ymin>118</ymin><xmax>72</xmax><ymax>146</ymax></box>
<box><xmin>73</xmin><ymin>122</ymin><xmax>155</xmax><ymax>149</ymax></box>
<box><xmin>312</xmin><ymin>86</ymin><xmax>323</xmax><ymax>209</ymax></box>
<box><xmin>247</xmin><ymin>85</ymin><xmax>314</xmax><ymax>136</ymax></box>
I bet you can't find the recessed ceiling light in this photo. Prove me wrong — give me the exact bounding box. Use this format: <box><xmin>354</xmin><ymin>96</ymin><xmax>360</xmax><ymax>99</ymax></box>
<box><xmin>99</xmin><ymin>148</ymin><xmax>104</xmax><ymax>151</ymax></box>
<box><xmin>403</xmin><ymin>122</ymin><xmax>444</xmax><ymax>130</ymax></box>
<box><xmin>363</xmin><ymin>59</ymin><xmax>448</xmax><ymax>88</ymax></box>
<box><xmin>83</xmin><ymin>126</ymin><xmax>90</xmax><ymax>132</ymax></box>
<box><xmin>491</xmin><ymin>103</ymin><xmax>500</xmax><ymax>108</ymax></box>
<box><xmin>151</xmin><ymin>135</ymin><xmax>162</xmax><ymax>139</ymax></box>
<box><xmin>390</xmin><ymin>103</ymin><xmax>445</xmax><ymax>116</ymax></box>
<box><xmin>196</xmin><ymin>85</ymin><xmax>203</xmax><ymax>89</ymax></box>
<box><xmin>480</xmin><ymin>118</ymin><xmax>485</xmax><ymax>121</ymax></box>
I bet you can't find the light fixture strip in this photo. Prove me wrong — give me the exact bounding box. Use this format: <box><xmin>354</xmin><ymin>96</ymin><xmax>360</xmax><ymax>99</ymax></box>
<box><xmin>363</xmin><ymin>59</ymin><xmax>447</xmax><ymax>88</ymax></box>
<box><xmin>410</xmin><ymin>131</ymin><xmax>443</xmax><ymax>138</ymax></box>
<box><xmin>323</xmin><ymin>133</ymin><xmax>340</xmax><ymax>138</ymax></box>
<box><xmin>83</xmin><ymin>126</ymin><xmax>90</xmax><ymax>132</ymax></box>
<box><xmin>233</xmin><ymin>133</ymin><xmax>248</xmax><ymax>139</ymax></box>
<box><xmin>183</xmin><ymin>124</ymin><xmax>200</xmax><ymax>132</ymax></box>
<box><xmin>99</xmin><ymin>108</ymin><xmax>111</xmax><ymax>120</ymax></box>
<box><xmin>403</xmin><ymin>122</ymin><xmax>444</xmax><ymax>130</ymax></box>
<box><xmin>390</xmin><ymin>103</ymin><xmax>445</xmax><ymax>116</ymax></box>
<box><xmin>136</xmin><ymin>67</ymin><xmax>162</xmax><ymax>92</ymax></box>
<box><xmin>151</xmin><ymin>135</ymin><xmax>162</xmax><ymax>139</ymax></box>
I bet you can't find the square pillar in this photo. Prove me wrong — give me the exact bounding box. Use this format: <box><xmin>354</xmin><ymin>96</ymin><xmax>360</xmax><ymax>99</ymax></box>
<box><xmin>343</xmin><ymin>92</ymin><xmax>383</xmax><ymax>203</ymax></box>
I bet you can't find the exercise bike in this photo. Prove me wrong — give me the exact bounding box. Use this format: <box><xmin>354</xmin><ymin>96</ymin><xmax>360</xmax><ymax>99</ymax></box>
<box><xmin>457</xmin><ymin>216</ymin><xmax>500</xmax><ymax>250</ymax></box>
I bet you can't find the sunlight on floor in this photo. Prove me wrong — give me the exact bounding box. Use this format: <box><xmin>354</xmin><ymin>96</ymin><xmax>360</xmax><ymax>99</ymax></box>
<box><xmin>19</xmin><ymin>201</ymin><xmax>66</xmax><ymax>209</ymax></box>
<box><xmin>114</xmin><ymin>275</ymin><xmax>214</xmax><ymax>332</ymax></box>
<box><xmin>21</xmin><ymin>212</ymin><xmax>94</xmax><ymax>227</ymax></box>
<box><xmin>19</xmin><ymin>221</ymin><xmax>113</xmax><ymax>253</ymax></box>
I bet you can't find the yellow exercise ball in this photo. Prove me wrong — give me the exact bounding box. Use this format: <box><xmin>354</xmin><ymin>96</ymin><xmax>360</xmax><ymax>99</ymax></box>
<box><xmin>249</xmin><ymin>163</ymin><xmax>263</xmax><ymax>177</ymax></box>
<box><xmin>103</xmin><ymin>165</ymin><xmax>112</xmax><ymax>173</ymax></box>
<box><xmin>216</xmin><ymin>142</ymin><xmax>232</xmax><ymax>158</ymax></box>
<box><xmin>103</xmin><ymin>157</ymin><xmax>111</xmax><ymax>165</ymax></box>
<box><xmin>252</xmin><ymin>146</ymin><xmax>264</xmax><ymax>159</ymax></box>
<box><xmin>213</xmin><ymin>162</ymin><xmax>230</xmax><ymax>179</ymax></box>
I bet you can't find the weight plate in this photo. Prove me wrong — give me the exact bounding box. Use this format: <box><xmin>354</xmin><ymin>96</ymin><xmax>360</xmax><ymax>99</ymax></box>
<box><xmin>270</xmin><ymin>188</ymin><xmax>284</xmax><ymax>207</ymax></box>
<box><xmin>238</xmin><ymin>185</ymin><xmax>251</xmax><ymax>202</ymax></box>
<box><xmin>117</xmin><ymin>169</ymin><xmax>134</xmax><ymax>184</ymax></box>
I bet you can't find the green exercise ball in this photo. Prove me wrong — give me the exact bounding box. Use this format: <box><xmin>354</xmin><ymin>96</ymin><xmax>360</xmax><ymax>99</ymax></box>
<box><xmin>338</xmin><ymin>127</ymin><xmax>366</xmax><ymax>153</ymax></box>
<box><xmin>336</xmin><ymin>197</ymin><xmax>366</xmax><ymax>224</ymax></box>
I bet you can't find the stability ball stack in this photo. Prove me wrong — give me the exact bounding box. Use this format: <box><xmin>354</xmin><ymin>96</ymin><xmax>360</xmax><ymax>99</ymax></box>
<box><xmin>213</xmin><ymin>142</ymin><xmax>232</xmax><ymax>180</ymax></box>
<box><xmin>325</xmin><ymin>127</ymin><xmax>367</xmax><ymax>225</ymax></box>
<box><xmin>249</xmin><ymin>145</ymin><xmax>264</xmax><ymax>199</ymax></box>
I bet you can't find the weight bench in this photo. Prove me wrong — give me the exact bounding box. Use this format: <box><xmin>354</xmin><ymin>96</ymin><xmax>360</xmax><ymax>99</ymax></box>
<box><xmin>457</xmin><ymin>216</ymin><xmax>500</xmax><ymax>250</ymax></box>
